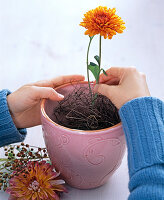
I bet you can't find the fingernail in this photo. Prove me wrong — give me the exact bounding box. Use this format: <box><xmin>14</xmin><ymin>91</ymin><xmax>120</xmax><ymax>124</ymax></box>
<box><xmin>58</xmin><ymin>93</ymin><xmax>64</xmax><ymax>99</ymax></box>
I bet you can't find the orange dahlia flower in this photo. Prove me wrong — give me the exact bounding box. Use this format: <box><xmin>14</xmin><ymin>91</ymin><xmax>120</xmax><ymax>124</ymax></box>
<box><xmin>7</xmin><ymin>161</ymin><xmax>67</xmax><ymax>200</ymax></box>
<box><xmin>80</xmin><ymin>6</ymin><xmax>126</xmax><ymax>39</ymax></box>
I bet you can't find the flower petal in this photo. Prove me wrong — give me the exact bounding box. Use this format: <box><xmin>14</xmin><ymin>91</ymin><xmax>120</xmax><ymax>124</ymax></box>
<box><xmin>7</xmin><ymin>161</ymin><xmax>66</xmax><ymax>200</ymax></box>
<box><xmin>80</xmin><ymin>6</ymin><xmax>126</xmax><ymax>39</ymax></box>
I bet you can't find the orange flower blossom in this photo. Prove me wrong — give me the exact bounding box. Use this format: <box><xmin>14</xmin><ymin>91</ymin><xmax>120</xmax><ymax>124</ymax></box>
<box><xmin>6</xmin><ymin>161</ymin><xmax>67</xmax><ymax>200</ymax></box>
<box><xmin>80</xmin><ymin>6</ymin><xmax>126</xmax><ymax>39</ymax></box>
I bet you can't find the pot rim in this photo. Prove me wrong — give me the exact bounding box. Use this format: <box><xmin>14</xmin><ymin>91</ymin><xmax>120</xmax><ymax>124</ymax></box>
<box><xmin>40</xmin><ymin>81</ymin><xmax>122</xmax><ymax>133</ymax></box>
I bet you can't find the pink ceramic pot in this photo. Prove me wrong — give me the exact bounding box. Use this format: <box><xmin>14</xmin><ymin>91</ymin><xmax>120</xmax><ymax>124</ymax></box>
<box><xmin>41</xmin><ymin>82</ymin><xmax>126</xmax><ymax>189</ymax></box>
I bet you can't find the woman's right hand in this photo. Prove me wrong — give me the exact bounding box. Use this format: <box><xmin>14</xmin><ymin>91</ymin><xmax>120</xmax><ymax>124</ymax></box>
<box><xmin>94</xmin><ymin>67</ymin><xmax>150</xmax><ymax>109</ymax></box>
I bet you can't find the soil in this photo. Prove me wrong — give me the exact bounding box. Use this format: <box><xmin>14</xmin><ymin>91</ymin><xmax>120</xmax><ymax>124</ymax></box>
<box><xmin>53</xmin><ymin>85</ymin><xmax>120</xmax><ymax>130</ymax></box>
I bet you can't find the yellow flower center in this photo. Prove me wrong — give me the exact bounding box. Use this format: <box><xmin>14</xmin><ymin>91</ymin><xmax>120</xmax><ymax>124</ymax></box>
<box><xmin>28</xmin><ymin>180</ymin><xmax>40</xmax><ymax>192</ymax></box>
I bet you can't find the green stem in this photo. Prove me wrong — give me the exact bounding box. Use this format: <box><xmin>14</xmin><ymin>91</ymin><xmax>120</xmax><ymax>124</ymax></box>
<box><xmin>87</xmin><ymin>36</ymin><xmax>94</xmax><ymax>98</ymax></box>
<box><xmin>92</xmin><ymin>35</ymin><xmax>102</xmax><ymax>104</ymax></box>
<box><xmin>98</xmin><ymin>35</ymin><xmax>102</xmax><ymax>84</ymax></box>
<box><xmin>0</xmin><ymin>158</ymin><xmax>8</xmax><ymax>162</ymax></box>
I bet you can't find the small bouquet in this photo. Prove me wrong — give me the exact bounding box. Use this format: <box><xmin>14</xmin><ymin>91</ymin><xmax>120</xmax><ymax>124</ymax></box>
<box><xmin>0</xmin><ymin>143</ymin><xmax>67</xmax><ymax>200</ymax></box>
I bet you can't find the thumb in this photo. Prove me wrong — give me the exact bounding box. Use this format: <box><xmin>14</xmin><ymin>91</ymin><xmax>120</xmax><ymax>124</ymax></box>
<box><xmin>34</xmin><ymin>86</ymin><xmax>64</xmax><ymax>101</ymax></box>
<box><xmin>94</xmin><ymin>83</ymin><xmax>119</xmax><ymax>102</ymax></box>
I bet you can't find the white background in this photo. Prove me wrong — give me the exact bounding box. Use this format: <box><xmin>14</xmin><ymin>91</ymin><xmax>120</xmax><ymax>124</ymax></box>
<box><xmin>0</xmin><ymin>0</ymin><xmax>163</xmax><ymax>199</ymax></box>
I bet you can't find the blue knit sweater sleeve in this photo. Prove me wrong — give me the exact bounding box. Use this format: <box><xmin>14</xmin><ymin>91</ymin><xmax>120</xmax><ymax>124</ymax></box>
<box><xmin>0</xmin><ymin>90</ymin><xmax>27</xmax><ymax>147</ymax></box>
<box><xmin>119</xmin><ymin>97</ymin><xmax>164</xmax><ymax>200</ymax></box>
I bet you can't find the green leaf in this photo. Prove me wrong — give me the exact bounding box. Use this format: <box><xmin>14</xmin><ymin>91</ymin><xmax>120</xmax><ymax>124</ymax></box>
<box><xmin>8</xmin><ymin>153</ymin><xmax>14</xmax><ymax>158</ymax></box>
<box><xmin>94</xmin><ymin>55</ymin><xmax>100</xmax><ymax>65</ymax></box>
<box><xmin>90</xmin><ymin>62</ymin><xmax>97</xmax><ymax>66</ymax></box>
<box><xmin>102</xmin><ymin>69</ymin><xmax>107</xmax><ymax>76</ymax></box>
<box><xmin>46</xmin><ymin>160</ymin><xmax>52</xmax><ymax>164</ymax></box>
<box><xmin>88</xmin><ymin>63</ymin><xmax>100</xmax><ymax>82</ymax></box>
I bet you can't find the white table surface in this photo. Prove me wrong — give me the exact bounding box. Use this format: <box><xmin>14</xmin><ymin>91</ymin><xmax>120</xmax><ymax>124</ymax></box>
<box><xmin>0</xmin><ymin>0</ymin><xmax>163</xmax><ymax>199</ymax></box>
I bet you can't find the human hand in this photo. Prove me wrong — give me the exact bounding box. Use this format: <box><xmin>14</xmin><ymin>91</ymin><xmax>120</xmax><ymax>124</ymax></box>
<box><xmin>7</xmin><ymin>75</ymin><xmax>85</xmax><ymax>128</ymax></box>
<box><xmin>94</xmin><ymin>67</ymin><xmax>150</xmax><ymax>109</ymax></box>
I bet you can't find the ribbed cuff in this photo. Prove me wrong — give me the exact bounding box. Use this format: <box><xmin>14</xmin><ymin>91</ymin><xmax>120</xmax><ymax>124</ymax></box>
<box><xmin>0</xmin><ymin>90</ymin><xmax>27</xmax><ymax>147</ymax></box>
<box><xmin>119</xmin><ymin>97</ymin><xmax>164</xmax><ymax>177</ymax></box>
